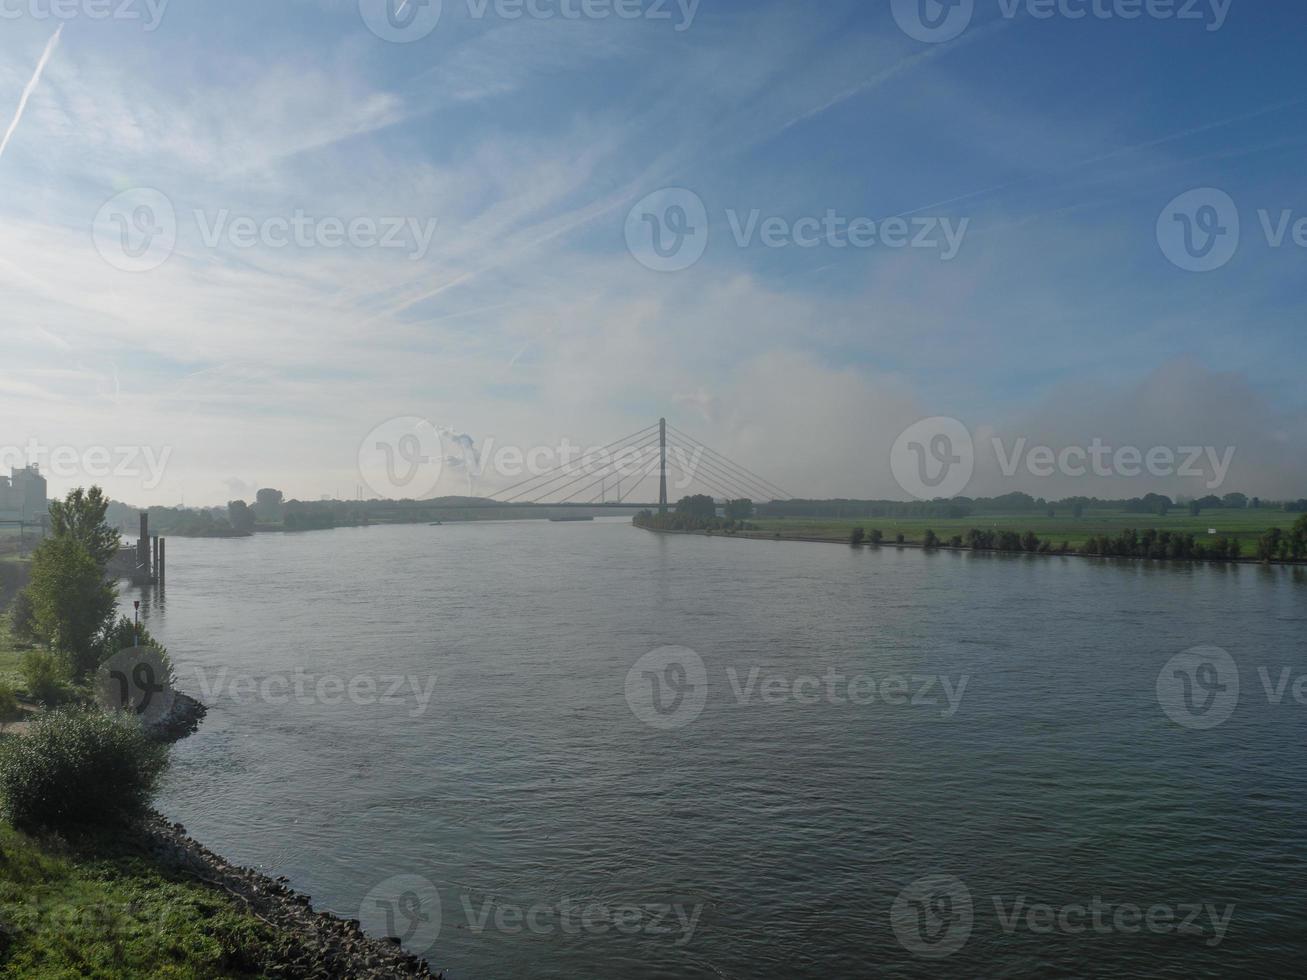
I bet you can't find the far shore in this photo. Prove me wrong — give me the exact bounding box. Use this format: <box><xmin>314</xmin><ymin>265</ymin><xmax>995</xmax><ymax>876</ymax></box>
<box><xmin>634</xmin><ymin>523</ymin><xmax>1307</xmax><ymax>568</ymax></box>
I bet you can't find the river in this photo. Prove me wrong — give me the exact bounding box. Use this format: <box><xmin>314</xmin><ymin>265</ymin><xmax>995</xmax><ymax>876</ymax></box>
<box><xmin>126</xmin><ymin>519</ymin><xmax>1307</xmax><ymax>978</ymax></box>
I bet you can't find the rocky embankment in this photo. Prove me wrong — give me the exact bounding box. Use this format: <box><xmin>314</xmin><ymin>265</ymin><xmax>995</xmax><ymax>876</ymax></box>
<box><xmin>147</xmin><ymin>691</ymin><xmax>208</xmax><ymax>742</ymax></box>
<box><xmin>138</xmin><ymin>692</ymin><xmax>441</xmax><ymax>977</ymax></box>
<box><xmin>140</xmin><ymin>812</ymin><xmax>442</xmax><ymax>979</ymax></box>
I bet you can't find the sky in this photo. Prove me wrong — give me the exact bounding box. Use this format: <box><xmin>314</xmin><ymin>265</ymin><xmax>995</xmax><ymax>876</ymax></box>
<box><xmin>1</xmin><ymin>0</ymin><xmax>1305</xmax><ymax>506</ymax></box>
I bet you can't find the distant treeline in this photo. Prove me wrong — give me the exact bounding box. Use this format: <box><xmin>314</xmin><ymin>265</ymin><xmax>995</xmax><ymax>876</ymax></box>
<box><xmin>761</xmin><ymin>491</ymin><xmax>1304</xmax><ymax>519</ymax></box>
<box><xmin>847</xmin><ymin>515</ymin><xmax>1307</xmax><ymax>564</ymax></box>
<box><xmin>634</xmin><ymin>510</ymin><xmax>757</xmax><ymax>534</ymax></box>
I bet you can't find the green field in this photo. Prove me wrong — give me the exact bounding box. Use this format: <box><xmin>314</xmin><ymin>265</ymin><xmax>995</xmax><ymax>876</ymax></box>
<box><xmin>749</xmin><ymin>508</ymin><xmax>1289</xmax><ymax>551</ymax></box>
<box><xmin>0</xmin><ymin>818</ymin><xmax>278</xmax><ymax>978</ymax></box>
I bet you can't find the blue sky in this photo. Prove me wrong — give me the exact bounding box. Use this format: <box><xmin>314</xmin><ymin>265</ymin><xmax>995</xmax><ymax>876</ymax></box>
<box><xmin>2</xmin><ymin>0</ymin><xmax>1305</xmax><ymax>503</ymax></box>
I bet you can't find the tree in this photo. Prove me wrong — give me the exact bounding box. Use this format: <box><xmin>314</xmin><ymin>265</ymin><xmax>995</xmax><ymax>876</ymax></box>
<box><xmin>1257</xmin><ymin>527</ymin><xmax>1284</xmax><ymax>563</ymax></box>
<box><xmin>923</xmin><ymin>529</ymin><xmax>939</xmax><ymax>550</ymax></box>
<box><xmin>1072</xmin><ymin>503</ymin><xmax>1085</xmax><ymax>519</ymax></box>
<box><xmin>675</xmin><ymin>495</ymin><xmax>717</xmax><ymax>519</ymax></box>
<box><xmin>227</xmin><ymin>500</ymin><xmax>255</xmax><ymax>532</ymax></box>
<box><xmin>1291</xmin><ymin>515</ymin><xmax>1307</xmax><ymax>561</ymax></box>
<box><xmin>1222</xmin><ymin>493</ymin><xmax>1248</xmax><ymax>509</ymax></box>
<box><xmin>868</xmin><ymin>529</ymin><xmax>883</xmax><ymax>545</ymax></box>
<box><xmin>725</xmin><ymin>499</ymin><xmax>754</xmax><ymax>520</ymax></box>
<box><xmin>47</xmin><ymin>486</ymin><xmax>120</xmax><ymax>567</ymax></box>
<box><xmin>27</xmin><ymin>536</ymin><xmax>117</xmax><ymax>678</ymax></box>
<box><xmin>1188</xmin><ymin>500</ymin><xmax>1201</xmax><ymax>517</ymax></box>
<box><xmin>850</xmin><ymin>528</ymin><xmax>865</xmax><ymax>546</ymax></box>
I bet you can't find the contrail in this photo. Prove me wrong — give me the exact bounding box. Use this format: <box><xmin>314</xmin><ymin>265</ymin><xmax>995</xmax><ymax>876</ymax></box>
<box><xmin>0</xmin><ymin>25</ymin><xmax>64</xmax><ymax>163</ymax></box>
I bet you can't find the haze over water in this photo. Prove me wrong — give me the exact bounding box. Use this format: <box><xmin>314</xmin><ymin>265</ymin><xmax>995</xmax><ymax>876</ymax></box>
<box><xmin>128</xmin><ymin>521</ymin><xmax>1307</xmax><ymax>978</ymax></box>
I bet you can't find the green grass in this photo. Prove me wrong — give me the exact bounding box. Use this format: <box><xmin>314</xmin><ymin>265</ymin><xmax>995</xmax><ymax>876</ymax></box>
<box><xmin>0</xmin><ymin>621</ymin><xmax>26</xmax><ymax>694</ymax></box>
<box><xmin>0</xmin><ymin>818</ymin><xmax>279</xmax><ymax>978</ymax></box>
<box><xmin>750</xmin><ymin>508</ymin><xmax>1287</xmax><ymax>550</ymax></box>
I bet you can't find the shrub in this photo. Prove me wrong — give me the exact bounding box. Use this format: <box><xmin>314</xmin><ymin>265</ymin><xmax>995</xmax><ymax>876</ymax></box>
<box><xmin>95</xmin><ymin>616</ymin><xmax>174</xmax><ymax>680</ymax></box>
<box><xmin>0</xmin><ymin>708</ymin><xmax>167</xmax><ymax>831</ymax></box>
<box><xmin>8</xmin><ymin>589</ymin><xmax>36</xmax><ymax>642</ymax></box>
<box><xmin>850</xmin><ymin>528</ymin><xmax>865</xmax><ymax>546</ymax></box>
<box><xmin>20</xmin><ymin>650</ymin><xmax>69</xmax><ymax>707</ymax></box>
<box><xmin>0</xmin><ymin>683</ymin><xmax>20</xmax><ymax>732</ymax></box>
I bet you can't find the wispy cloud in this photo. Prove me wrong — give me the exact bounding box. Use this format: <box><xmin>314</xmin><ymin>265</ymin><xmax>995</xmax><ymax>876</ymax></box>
<box><xmin>0</xmin><ymin>25</ymin><xmax>63</xmax><ymax>163</ymax></box>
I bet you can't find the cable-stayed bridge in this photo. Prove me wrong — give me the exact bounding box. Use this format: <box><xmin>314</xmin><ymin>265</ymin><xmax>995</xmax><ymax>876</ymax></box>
<box><xmin>485</xmin><ymin>419</ymin><xmax>789</xmax><ymax>511</ymax></box>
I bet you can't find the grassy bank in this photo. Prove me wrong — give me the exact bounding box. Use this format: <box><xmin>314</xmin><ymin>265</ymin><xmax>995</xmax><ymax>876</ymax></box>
<box><xmin>0</xmin><ymin>815</ymin><xmax>278</xmax><ymax>978</ymax></box>
<box><xmin>749</xmin><ymin>508</ymin><xmax>1284</xmax><ymax>551</ymax></box>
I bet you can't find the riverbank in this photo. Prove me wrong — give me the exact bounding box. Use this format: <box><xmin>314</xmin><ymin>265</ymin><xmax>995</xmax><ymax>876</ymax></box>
<box><xmin>636</xmin><ymin>522</ymin><xmax>1307</xmax><ymax>567</ymax></box>
<box><xmin>0</xmin><ymin>810</ymin><xmax>442</xmax><ymax>978</ymax></box>
<box><xmin>0</xmin><ymin>631</ymin><xmax>442</xmax><ymax>976</ymax></box>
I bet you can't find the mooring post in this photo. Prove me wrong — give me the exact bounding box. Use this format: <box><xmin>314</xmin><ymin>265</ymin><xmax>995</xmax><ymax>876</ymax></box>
<box><xmin>658</xmin><ymin>417</ymin><xmax>668</xmax><ymax>514</ymax></box>
<box><xmin>158</xmin><ymin>537</ymin><xmax>166</xmax><ymax>587</ymax></box>
<box><xmin>152</xmin><ymin>535</ymin><xmax>160</xmax><ymax>583</ymax></box>
<box><xmin>139</xmin><ymin>512</ymin><xmax>150</xmax><ymax>575</ymax></box>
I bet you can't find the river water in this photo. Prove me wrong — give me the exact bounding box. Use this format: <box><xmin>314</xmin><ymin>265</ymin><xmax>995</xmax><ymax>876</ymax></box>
<box><xmin>127</xmin><ymin>519</ymin><xmax>1307</xmax><ymax>978</ymax></box>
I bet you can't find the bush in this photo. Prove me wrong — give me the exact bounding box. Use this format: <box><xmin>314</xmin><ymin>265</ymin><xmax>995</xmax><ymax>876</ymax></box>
<box><xmin>0</xmin><ymin>708</ymin><xmax>167</xmax><ymax>831</ymax></box>
<box><xmin>850</xmin><ymin>528</ymin><xmax>865</xmax><ymax>546</ymax></box>
<box><xmin>8</xmin><ymin>589</ymin><xmax>36</xmax><ymax>642</ymax></box>
<box><xmin>95</xmin><ymin>616</ymin><xmax>174</xmax><ymax>680</ymax></box>
<box><xmin>0</xmin><ymin>683</ymin><xmax>20</xmax><ymax>732</ymax></box>
<box><xmin>20</xmin><ymin>650</ymin><xmax>70</xmax><ymax>707</ymax></box>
